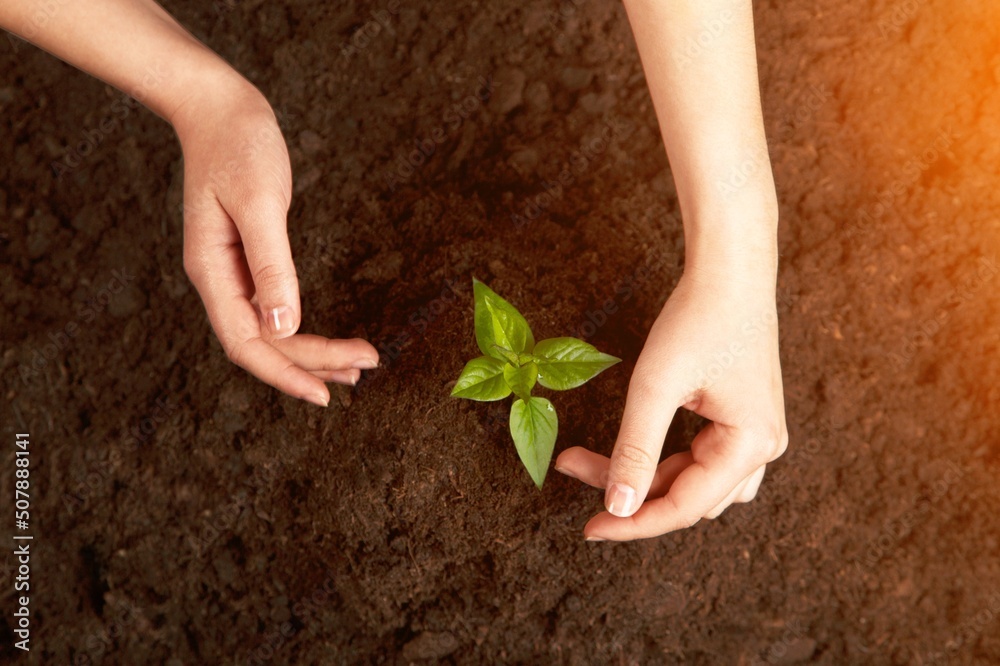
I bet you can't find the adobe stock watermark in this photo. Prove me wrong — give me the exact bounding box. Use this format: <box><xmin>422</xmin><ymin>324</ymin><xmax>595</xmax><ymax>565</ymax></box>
<box><xmin>510</xmin><ymin>117</ymin><xmax>630</xmax><ymax>229</ymax></box>
<box><xmin>877</xmin><ymin>0</ymin><xmax>927</xmax><ymax>39</ymax></box>
<box><xmin>62</xmin><ymin>395</ymin><xmax>177</xmax><ymax>515</ymax></box>
<box><xmin>209</xmin><ymin>0</ymin><xmax>241</xmax><ymax>17</ymax></box>
<box><xmin>71</xmin><ymin>599</ymin><xmax>141</xmax><ymax>666</ymax></box>
<box><xmin>240</xmin><ymin>571</ymin><xmax>339</xmax><ymax>665</ymax></box>
<box><xmin>849</xmin><ymin>460</ymin><xmax>967</xmax><ymax>577</ymax></box>
<box><xmin>51</xmin><ymin>64</ymin><xmax>167</xmax><ymax>179</ymax></box>
<box><xmin>175</xmin><ymin>123</ymin><xmax>287</xmax><ymax>221</ymax></box>
<box><xmin>726</xmin><ymin>374</ymin><xmax>865</xmax><ymax>524</ymax></box>
<box><xmin>910</xmin><ymin>591</ymin><xmax>1000</xmax><ymax>665</ymax></box>
<box><xmin>364</xmin><ymin>279</ymin><xmax>469</xmax><ymax>381</ymax></box>
<box><xmin>888</xmin><ymin>255</ymin><xmax>998</xmax><ymax>369</ymax></box>
<box><xmin>684</xmin><ymin>287</ymin><xmax>798</xmax><ymax>394</ymax></box>
<box><xmin>566</xmin><ymin>246</ymin><xmax>675</xmax><ymax>341</ymax></box>
<box><xmin>773</xmin><ymin>82</ymin><xmax>831</xmax><ymax>140</ymax></box>
<box><xmin>845</xmin><ymin>123</ymin><xmax>956</xmax><ymax>241</ymax></box>
<box><xmin>716</xmin><ymin>144</ymin><xmax>770</xmax><ymax>196</ymax></box>
<box><xmin>764</xmin><ymin>413</ymin><xmax>851</xmax><ymax>490</ymax></box>
<box><xmin>340</xmin><ymin>0</ymin><xmax>401</xmax><ymax>62</ymax></box>
<box><xmin>4</xmin><ymin>0</ymin><xmax>70</xmax><ymax>54</ymax></box>
<box><xmin>545</xmin><ymin>0</ymin><xmax>587</xmax><ymax>28</ymax></box>
<box><xmin>726</xmin><ymin>402</ymin><xmax>867</xmax><ymax>530</ymax></box>
<box><xmin>748</xmin><ymin>620</ymin><xmax>809</xmax><ymax>665</ymax></box>
<box><xmin>382</xmin><ymin>74</ymin><xmax>496</xmax><ymax>192</ymax></box>
<box><xmin>543</xmin><ymin>0</ymin><xmax>589</xmax><ymax>48</ymax></box>
<box><xmin>189</xmin><ymin>461</ymin><xmax>286</xmax><ymax>558</ymax></box>
<box><xmin>478</xmin><ymin>402</ymin><xmax>513</xmax><ymax>440</ymax></box>
<box><xmin>17</xmin><ymin>267</ymin><xmax>138</xmax><ymax>387</ymax></box>
<box><xmin>720</xmin><ymin>81</ymin><xmax>829</xmax><ymax>194</ymax></box>
<box><xmin>674</xmin><ymin>6</ymin><xmax>738</xmax><ymax>71</ymax></box>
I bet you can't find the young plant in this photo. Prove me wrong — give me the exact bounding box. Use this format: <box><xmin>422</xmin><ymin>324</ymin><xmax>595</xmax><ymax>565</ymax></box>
<box><xmin>450</xmin><ymin>279</ymin><xmax>621</xmax><ymax>488</ymax></box>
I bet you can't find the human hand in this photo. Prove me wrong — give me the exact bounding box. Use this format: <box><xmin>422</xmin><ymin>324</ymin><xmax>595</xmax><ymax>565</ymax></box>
<box><xmin>173</xmin><ymin>80</ymin><xmax>377</xmax><ymax>406</ymax></box>
<box><xmin>555</xmin><ymin>261</ymin><xmax>787</xmax><ymax>540</ymax></box>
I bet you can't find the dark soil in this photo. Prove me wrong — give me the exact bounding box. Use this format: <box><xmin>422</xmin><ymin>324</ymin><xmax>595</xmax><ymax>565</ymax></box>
<box><xmin>3</xmin><ymin>0</ymin><xmax>1000</xmax><ymax>663</ymax></box>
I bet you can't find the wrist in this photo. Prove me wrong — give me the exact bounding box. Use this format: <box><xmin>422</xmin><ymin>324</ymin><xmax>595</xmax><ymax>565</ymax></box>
<box><xmin>673</xmin><ymin>138</ymin><xmax>779</xmax><ymax>276</ymax></box>
<box><xmin>167</xmin><ymin>58</ymin><xmax>265</xmax><ymax>142</ymax></box>
<box><xmin>682</xmin><ymin>200</ymin><xmax>779</xmax><ymax>286</ymax></box>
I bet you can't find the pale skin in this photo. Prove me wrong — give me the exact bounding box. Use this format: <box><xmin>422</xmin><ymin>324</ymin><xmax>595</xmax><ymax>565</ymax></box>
<box><xmin>2</xmin><ymin>0</ymin><xmax>787</xmax><ymax>539</ymax></box>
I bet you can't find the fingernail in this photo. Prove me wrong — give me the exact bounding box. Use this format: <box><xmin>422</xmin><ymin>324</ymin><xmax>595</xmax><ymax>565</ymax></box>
<box><xmin>267</xmin><ymin>306</ymin><xmax>296</xmax><ymax>336</ymax></box>
<box><xmin>554</xmin><ymin>466</ymin><xmax>577</xmax><ymax>480</ymax></box>
<box><xmin>351</xmin><ymin>358</ymin><xmax>379</xmax><ymax>370</ymax></box>
<box><xmin>585</xmin><ymin>536</ymin><xmax>606</xmax><ymax>542</ymax></box>
<box><xmin>302</xmin><ymin>393</ymin><xmax>329</xmax><ymax>407</ymax></box>
<box><xmin>605</xmin><ymin>483</ymin><xmax>637</xmax><ymax>517</ymax></box>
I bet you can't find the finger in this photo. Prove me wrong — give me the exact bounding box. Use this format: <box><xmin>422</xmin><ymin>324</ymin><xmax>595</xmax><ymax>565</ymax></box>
<box><xmin>188</xmin><ymin>240</ymin><xmax>330</xmax><ymax>406</ymax></box>
<box><xmin>228</xmin><ymin>334</ymin><xmax>331</xmax><ymax>406</ymax></box>
<box><xmin>737</xmin><ymin>465</ymin><xmax>766</xmax><ymax>503</ymax></box>
<box><xmin>586</xmin><ymin>423</ymin><xmax>757</xmax><ymax>540</ymax></box>
<box><xmin>556</xmin><ymin>448</ymin><xmax>692</xmax><ymax>498</ymax></box>
<box><xmin>231</xmin><ymin>192</ymin><xmax>300</xmax><ymax>339</ymax></box>
<box><xmin>555</xmin><ymin>447</ymin><xmax>609</xmax><ymax>488</ymax></box>
<box><xmin>706</xmin><ymin>465</ymin><xmax>766</xmax><ymax>519</ymax></box>
<box><xmin>274</xmin><ymin>335</ymin><xmax>379</xmax><ymax>372</ymax></box>
<box><xmin>647</xmin><ymin>452</ymin><xmax>694</xmax><ymax>498</ymax></box>
<box><xmin>603</xmin><ymin>357</ymin><xmax>684</xmax><ymax>518</ymax></box>
<box><xmin>310</xmin><ymin>369</ymin><xmax>361</xmax><ymax>386</ymax></box>
<box><xmin>706</xmin><ymin>476</ymin><xmax>750</xmax><ymax>519</ymax></box>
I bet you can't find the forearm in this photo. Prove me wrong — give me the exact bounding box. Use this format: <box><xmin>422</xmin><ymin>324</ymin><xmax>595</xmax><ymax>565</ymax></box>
<box><xmin>623</xmin><ymin>0</ymin><xmax>777</xmax><ymax>277</ymax></box>
<box><xmin>0</xmin><ymin>0</ymin><xmax>246</xmax><ymax>124</ymax></box>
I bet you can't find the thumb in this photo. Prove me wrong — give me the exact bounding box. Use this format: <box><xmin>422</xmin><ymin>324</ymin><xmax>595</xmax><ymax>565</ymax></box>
<box><xmin>605</xmin><ymin>360</ymin><xmax>684</xmax><ymax>517</ymax></box>
<box><xmin>233</xmin><ymin>194</ymin><xmax>301</xmax><ymax>339</ymax></box>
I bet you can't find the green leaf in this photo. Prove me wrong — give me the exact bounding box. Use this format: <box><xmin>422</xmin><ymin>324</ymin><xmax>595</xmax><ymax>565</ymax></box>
<box><xmin>503</xmin><ymin>361</ymin><xmax>538</xmax><ymax>401</ymax></box>
<box><xmin>509</xmin><ymin>397</ymin><xmax>558</xmax><ymax>489</ymax></box>
<box><xmin>494</xmin><ymin>346</ymin><xmax>520</xmax><ymax>366</ymax></box>
<box><xmin>474</xmin><ymin>279</ymin><xmax>535</xmax><ymax>360</ymax></box>
<box><xmin>451</xmin><ymin>356</ymin><xmax>512</xmax><ymax>401</ymax></box>
<box><xmin>533</xmin><ymin>337</ymin><xmax>621</xmax><ymax>390</ymax></box>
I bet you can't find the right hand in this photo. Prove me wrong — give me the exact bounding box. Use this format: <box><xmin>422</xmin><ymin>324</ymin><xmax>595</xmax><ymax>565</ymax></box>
<box><xmin>172</xmin><ymin>80</ymin><xmax>377</xmax><ymax>406</ymax></box>
<box><xmin>557</xmin><ymin>252</ymin><xmax>787</xmax><ymax>540</ymax></box>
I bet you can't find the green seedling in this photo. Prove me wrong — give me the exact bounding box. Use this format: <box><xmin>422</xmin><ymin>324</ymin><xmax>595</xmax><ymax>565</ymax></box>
<box><xmin>450</xmin><ymin>279</ymin><xmax>621</xmax><ymax>488</ymax></box>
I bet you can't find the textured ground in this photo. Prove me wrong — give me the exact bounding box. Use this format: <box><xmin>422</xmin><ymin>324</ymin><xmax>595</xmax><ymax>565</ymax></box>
<box><xmin>2</xmin><ymin>0</ymin><xmax>1000</xmax><ymax>663</ymax></box>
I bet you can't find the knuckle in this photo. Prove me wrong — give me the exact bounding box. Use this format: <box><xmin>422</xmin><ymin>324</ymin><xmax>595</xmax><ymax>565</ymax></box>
<box><xmin>663</xmin><ymin>494</ymin><xmax>700</xmax><ymax>530</ymax></box>
<box><xmin>223</xmin><ymin>339</ymin><xmax>249</xmax><ymax>369</ymax></box>
<box><xmin>182</xmin><ymin>250</ymin><xmax>206</xmax><ymax>284</ymax></box>
<box><xmin>776</xmin><ymin>429</ymin><xmax>790</xmax><ymax>458</ymax></box>
<box><xmin>626</xmin><ymin>362</ymin><xmax>667</xmax><ymax>401</ymax></box>
<box><xmin>237</xmin><ymin>187</ymin><xmax>288</xmax><ymax>220</ymax></box>
<box><xmin>252</xmin><ymin>262</ymin><xmax>295</xmax><ymax>295</ymax></box>
<box><xmin>679</xmin><ymin>513</ymin><xmax>701</xmax><ymax>529</ymax></box>
<box><xmin>613</xmin><ymin>441</ymin><xmax>655</xmax><ymax>474</ymax></box>
<box><xmin>762</xmin><ymin>424</ymin><xmax>788</xmax><ymax>461</ymax></box>
<box><xmin>743</xmin><ymin>420</ymin><xmax>788</xmax><ymax>465</ymax></box>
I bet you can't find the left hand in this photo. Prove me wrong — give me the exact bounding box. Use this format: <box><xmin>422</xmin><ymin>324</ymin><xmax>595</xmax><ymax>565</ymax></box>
<box><xmin>175</xmin><ymin>79</ymin><xmax>378</xmax><ymax>406</ymax></box>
